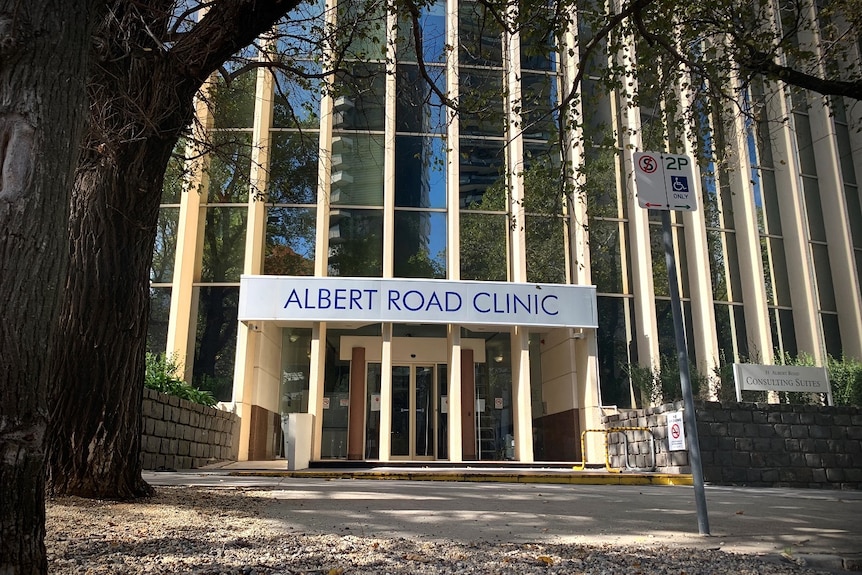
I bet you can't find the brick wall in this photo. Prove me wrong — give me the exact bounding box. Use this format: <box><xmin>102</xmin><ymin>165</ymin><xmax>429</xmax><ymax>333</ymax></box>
<box><xmin>141</xmin><ymin>387</ymin><xmax>240</xmax><ymax>470</ymax></box>
<box><xmin>603</xmin><ymin>401</ymin><xmax>862</xmax><ymax>489</ymax></box>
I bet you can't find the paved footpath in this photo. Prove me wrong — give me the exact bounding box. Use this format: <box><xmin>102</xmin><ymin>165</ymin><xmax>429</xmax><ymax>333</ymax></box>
<box><xmin>145</xmin><ymin>471</ymin><xmax>862</xmax><ymax>571</ymax></box>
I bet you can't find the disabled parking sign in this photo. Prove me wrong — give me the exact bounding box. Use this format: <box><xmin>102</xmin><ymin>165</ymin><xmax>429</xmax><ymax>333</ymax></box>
<box><xmin>633</xmin><ymin>152</ymin><xmax>699</xmax><ymax>211</ymax></box>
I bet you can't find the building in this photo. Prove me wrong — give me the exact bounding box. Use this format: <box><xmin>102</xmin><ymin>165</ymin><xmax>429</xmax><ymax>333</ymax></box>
<box><xmin>147</xmin><ymin>0</ymin><xmax>862</xmax><ymax>463</ymax></box>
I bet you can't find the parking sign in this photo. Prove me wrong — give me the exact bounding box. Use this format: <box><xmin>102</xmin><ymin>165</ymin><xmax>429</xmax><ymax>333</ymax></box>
<box><xmin>633</xmin><ymin>152</ymin><xmax>699</xmax><ymax>211</ymax></box>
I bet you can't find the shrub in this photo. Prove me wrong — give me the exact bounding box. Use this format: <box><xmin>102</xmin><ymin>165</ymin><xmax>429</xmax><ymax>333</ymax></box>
<box><xmin>145</xmin><ymin>352</ymin><xmax>217</xmax><ymax>407</ymax></box>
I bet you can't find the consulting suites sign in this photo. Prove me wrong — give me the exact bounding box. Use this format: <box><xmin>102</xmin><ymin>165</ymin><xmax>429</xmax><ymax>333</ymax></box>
<box><xmin>732</xmin><ymin>363</ymin><xmax>833</xmax><ymax>405</ymax></box>
<box><xmin>239</xmin><ymin>276</ymin><xmax>598</xmax><ymax>329</ymax></box>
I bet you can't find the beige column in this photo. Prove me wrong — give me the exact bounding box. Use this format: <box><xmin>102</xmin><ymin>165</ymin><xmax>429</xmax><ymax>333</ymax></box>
<box><xmin>378</xmin><ymin>323</ymin><xmax>393</xmax><ymax>461</ymax></box>
<box><xmin>763</xmin><ymin>84</ymin><xmax>822</xmax><ymax>361</ymax></box>
<box><xmin>511</xmin><ymin>326</ymin><xmax>534</xmax><ymax>462</ymax></box>
<box><xmin>309</xmin><ymin>322</ymin><xmax>327</xmax><ymax>460</ymax></box>
<box><xmin>166</xmin><ymin>94</ymin><xmax>212</xmax><ymax>381</ymax></box>
<box><xmin>723</xmin><ymin>89</ymin><xmax>772</xmax><ymax>364</ymax></box>
<box><xmin>447</xmin><ymin>326</ymin><xmax>463</xmax><ymax>461</ymax></box>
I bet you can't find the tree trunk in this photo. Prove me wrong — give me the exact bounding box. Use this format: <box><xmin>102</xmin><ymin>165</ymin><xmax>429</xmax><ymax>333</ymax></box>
<box><xmin>0</xmin><ymin>1</ymin><xmax>95</xmax><ymax>573</ymax></box>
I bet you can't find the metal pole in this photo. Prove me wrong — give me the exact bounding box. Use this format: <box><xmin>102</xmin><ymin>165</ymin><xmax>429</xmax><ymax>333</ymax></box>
<box><xmin>661</xmin><ymin>210</ymin><xmax>710</xmax><ymax>535</ymax></box>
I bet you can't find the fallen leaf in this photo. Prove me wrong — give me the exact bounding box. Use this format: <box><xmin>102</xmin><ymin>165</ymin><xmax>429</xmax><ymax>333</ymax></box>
<box><xmin>538</xmin><ymin>555</ymin><xmax>554</xmax><ymax>565</ymax></box>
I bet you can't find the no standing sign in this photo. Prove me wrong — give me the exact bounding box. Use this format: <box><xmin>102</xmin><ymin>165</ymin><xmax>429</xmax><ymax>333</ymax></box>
<box><xmin>633</xmin><ymin>151</ymin><xmax>699</xmax><ymax>211</ymax></box>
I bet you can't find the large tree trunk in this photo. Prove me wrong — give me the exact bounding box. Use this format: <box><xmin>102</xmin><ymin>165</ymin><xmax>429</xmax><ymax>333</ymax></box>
<box><xmin>0</xmin><ymin>1</ymin><xmax>95</xmax><ymax>572</ymax></box>
<box><xmin>45</xmin><ymin>0</ymin><xmax>304</xmax><ymax>500</ymax></box>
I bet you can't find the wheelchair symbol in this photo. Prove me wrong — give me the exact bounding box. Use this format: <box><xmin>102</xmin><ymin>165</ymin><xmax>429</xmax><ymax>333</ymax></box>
<box><xmin>671</xmin><ymin>176</ymin><xmax>689</xmax><ymax>194</ymax></box>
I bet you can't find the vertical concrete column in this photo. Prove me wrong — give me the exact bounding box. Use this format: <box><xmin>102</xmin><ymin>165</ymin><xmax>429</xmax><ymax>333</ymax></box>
<box><xmin>447</xmin><ymin>326</ymin><xmax>463</xmax><ymax>462</ymax></box>
<box><xmin>382</xmin><ymin>8</ymin><xmax>397</xmax><ymax>278</ymax></box>
<box><xmin>511</xmin><ymin>326</ymin><xmax>534</xmax><ymax>462</ymax></box>
<box><xmin>460</xmin><ymin>348</ymin><xmax>476</xmax><ymax>460</ymax></box>
<box><xmin>378</xmin><ymin>323</ymin><xmax>393</xmax><ymax>461</ymax></box>
<box><xmin>446</xmin><ymin>0</ymin><xmax>460</xmax><ymax>279</ymax></box>
<box><xmin>347</xmin><ymin>347</ymin><xmax>367</xmax><ymax>459</ymax></box>
<box><xmin>309</xmin><ymin>322</ymin><xmax>327</xmax><ymax>461</ymax></box>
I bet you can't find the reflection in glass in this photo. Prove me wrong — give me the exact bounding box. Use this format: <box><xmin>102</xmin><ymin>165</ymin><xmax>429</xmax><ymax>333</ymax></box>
<box><xmin>391</xmin><ymin>366</ymin><xmax>410</xmax><ymax>456</ymax></box>
<box><xmin>365</xmin><ymin>363</ymin><xmax>382</xmax><ymax>459</ymax></box>
<box><xmin>147</xmin><ymin>287</ymin><xmax>171</xmax><ymax>355</ymax></box>
<box><xmin>589</xmin><ymin>219</ymin><xmax>623</xmax><ymax>293</ymax></box>
<box><xmin>265</xmin><ymin>207</ymin><xmax>316</xmax><ymax>275</ymax></box>
<box><xmin>460</xmin><ymin>212</ymin><xmax>507</xmax><ymax>281</ymax></box>
<box><xmin>393</xmin><ymin>211</ymin><xmax>447</xmax><ymax>278</ymax></box>
<box><xmin>211</xmin><ymin>73</ymin><xmax>256</xmax><ymax>129</ymax></box>
<box><xmin>415</xmin><ymin>366</ymin><xmax>434</xmax><ymax>457</ymax></box>
<box><xmin>201</xmin><ymin>207</ymin><xmax>247</xmax><ymax>282</ymax></box>
<box><xmin>330</xmin><ymin>134</ymin><xmax>385</xmax><ymax>206</ymax></box>
<box><xmin>459</xmin><ymin>0</ymin><xmax>502</xmax><ymax>65</ymax></box>
<box><xmin>203</xmin><ymin>132</ymin><xmax>252</xmax><ymax>203</ymax></box>
<box><xmin>474</xmin><ymin>332</ymin><xmax>512</xmax><ymax>461</ymax></box>
<box><xmin>332</xmin><ymin>63</ymin><xmax>386</xmax><ymax>131</ymax></box>
<box><xmin>526</xmin><ymin>215</ymin><xmax>566</xmax><ymax>284</ymax></box>
<box><xmin>459</xmin><ymin>68</ymin><xmax>504</xmax><ymax>137</ymax></box>
<box><xmin>268</xmin><ymin>131</ymin><xmax>319</xmax><ymax>204</ymax></box>
<box><xmin>280</xmin><ymin>328</ymin><xmax>312</xmax><ymax>414</ymax></box>
<box><xmin>395</xmin><ymin>136</ymin><xmax>447</xmax><ymax>208</ymax></box>
<box><xmin>328</xmin><ymin>208</ymin><xmax>383</xmax><ymax>276</ymax></box>
<box><xmin>459</xmin><ymin>139</ymin><xmax>506</xmax><ymax>208</ymax></box>
<box><xmin>521</xmin><ymin>73</ymin><xmax>558</xmax><ymax>140</ymax></box>
<box><xmin>322</xmin><ymin>340</ymin><xmax>349</xmax><ymax>459</ymax></box>
<box><xmin>397</xmin><ymin>0</ymin><xmax>446</xmax><ymax>63</ymax></box>
<box><xmin>396</xmin><ymin>65</ymin><xmax>447</xmax><ymax>134</ymax></box>
<box><xmin>152</xmin><ymin>207</ymin><xmax>179</xmax><ymax>283</ymax></box>
<box><xmin>596</xmin><ymin>296</ymin><xmax>635</xmax><ymax>408</ymax></box>
<box><xmin>192</xmin><ymin>286</ymin><xmax>239</xmax><ymax>402</ymax></box>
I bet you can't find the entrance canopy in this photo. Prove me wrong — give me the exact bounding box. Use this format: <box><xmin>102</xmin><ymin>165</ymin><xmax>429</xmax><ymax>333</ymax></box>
<box><xmin>239</xmin><ymin>276</ymin><xmax>598</xmax><ymax>329</ymax></box>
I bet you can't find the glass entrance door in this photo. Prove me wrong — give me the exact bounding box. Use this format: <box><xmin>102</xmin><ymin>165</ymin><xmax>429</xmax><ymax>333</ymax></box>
<box><xmin>391</xmin><ymin>364</ymin><xmax>436</xmax><ymax>460</ymax></box>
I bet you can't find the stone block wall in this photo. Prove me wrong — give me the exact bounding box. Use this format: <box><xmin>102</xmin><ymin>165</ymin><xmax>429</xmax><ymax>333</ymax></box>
<box><xmin>141</xmin><ymin>387</ymin><xmax>240</xmax><ymax>470</ymax></box>
<box><xmin>603</xmin><ymin>401</ymin><xmax>862</xmax><ymax>489</ymax></box>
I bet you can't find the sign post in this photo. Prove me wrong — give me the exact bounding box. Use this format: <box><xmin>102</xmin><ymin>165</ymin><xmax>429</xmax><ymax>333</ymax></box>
<box><xmin>633</xmin><ymin>151</ymin><xmax>709</xmax><ymax>536</ymax></box>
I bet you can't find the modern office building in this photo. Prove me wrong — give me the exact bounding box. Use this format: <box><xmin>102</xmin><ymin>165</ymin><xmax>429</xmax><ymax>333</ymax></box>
<box><xmin>148</xmin><ymin>1</ymin><xmax>862</xmax><ymax>463</ymax></box>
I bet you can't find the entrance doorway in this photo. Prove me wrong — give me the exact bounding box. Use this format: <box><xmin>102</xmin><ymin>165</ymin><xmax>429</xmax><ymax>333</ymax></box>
<box><xmin>391</xmin><ymin>364</ymin><xmax>436</xmax><ymax>460</ymax></box>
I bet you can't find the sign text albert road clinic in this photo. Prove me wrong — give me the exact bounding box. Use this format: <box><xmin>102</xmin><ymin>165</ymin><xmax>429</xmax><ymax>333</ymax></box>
<box><xmin>239</xmin><ymin>276</ymin><xmax>598</xmax><ymax>329</ymax></box>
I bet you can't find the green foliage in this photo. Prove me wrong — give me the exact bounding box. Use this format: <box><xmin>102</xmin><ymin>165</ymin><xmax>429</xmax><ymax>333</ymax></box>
<box><xmin>145</xmin><ymin>353</ymin><xmax>217</xmax><ymax>408</ymax></box>
<box><xmin>827</xmin><ymin>355</ymin><xmax>862</xmax><ymax>407</ymax></box>
<box><xmin>623</xmin><ymin>356</ymin><xmax>707</xmax><ymax>406</ymax></box>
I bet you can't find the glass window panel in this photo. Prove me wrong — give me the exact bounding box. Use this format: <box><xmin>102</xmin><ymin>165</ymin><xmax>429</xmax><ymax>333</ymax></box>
<box><xmin>589</xmin><ymin>219</ymin><xmax>623</xmax><ymax>294</ymax></box>
<box><xmin>523</xmin><ymin>161</ymin><xmax>563</xmax><ymax>215</ymax></box>
<box><xmin>812</xmin><ymin>243</ymin><xmax>837</xmax><ymax>312</ymax></box>
<box><xmin>733</xmin><ymin>305</ymin><xmax>749</xmax><ymax>360</ymax></box>
<box><xmin>397</xmin><ymin>0</ymin><xmax>446</xmax><ymax>63</ymax></box>
<box><xmin>778</xmin><ymin>308</ymin><xmax>798</xmax><ymax>357</ymax></box>
<box><xmin>583</xmin><ymin>146</ymin><xmax>619</xmax><ymax>218</ymax></box>
<box><xmin>459</xmin><ymin>0</ymin><xmax>502</xmax><ymax>65</ymax></box>
<box><xmin>650</xmin><ymin>225</ymin><xmax>669</xmax><ymax>297</ymax></box>
<box><xmin>365</xmin><ymin>363</ymin><xmax>381</xmax><ymax>459</ymax></box>
<box><xmin>211</xmin><ymin>73</ymin><xmax>256</xmax><ymax>129</ymax></box>
<box><xmin>755</xmin><ymin>117</ymin><xmax>775</xmax><ymax>168</ymax></box>
<box><xmin>474</xmin><ymin>331</ymin><xmax>512</xmax><ymax>461</ymax></box>
<box><xmin>821</xmin><ymin>313</ymin><xmax>842</xmax><ymax>358</ymax></box>
<box><xmin>723</xmin><ymin>232</ymin><xmax>743</xmax><ymax>303</ymax></box>
<box><xmin>844</xmin><ymin>184</ymin><xmax>862</xmax><ymax>248</ymax></box>
<box><xmin>835</xmin><ymin>120</ymin><xmax>857</xmax><ymax>184</ymax></box>
<box><xmin>274</xmin><ymin>0</ymin><xmax>327</xmax><ymax>58</ymax></box>
<box><xmin>280</xmin><ymin>328</ymin><xmax>312</xmax><ymax>414</ymax></box>
<box><xmin>394</xmin><ymin>211</ymin><xmax>447</xmax><ymax>278</ymax></box>
<box><xmin>321</xmin><ymin>340</ymin><xmax>350</xmax><ymax>458</ymax></box>
<box><xmin>459</xmin><ymin>68</ymin><xmax>505</xmax><ymax>137</ymax></box>
<box><xmin>581</xmin><ymin>78</ymin><xmax>614</xmax><ymax>148</ymax></box>
<box><xmin>331</xmin><ymin>134</ymin><xmax>385</xmax><ymax>206</ymax></box>
<box><xmin>793</xmin><ymin>113</ymin><xmax>817</xmax><ymax>175</ymax></box>
<box><xmin>327</xmin><ymin>208</ymin><xmax>383</xmax><ymax>276</ymax></box>
<box><xmin>803</xmin><ymin>176</ymin><xmax>827</xmax><ymax>242</ymax></box>
<box><xmin>205</xmin><ymin>132</ymin><xmax>252</xmax><ymax>203</ymax></box>
<box><xmin>201</xmin><ymin>207</ymin><xmax>247</xmax><ymax>282</ymax></box>
<box><xmin>265</xmin><ymin>207</ymin><xmax>316</xmax><ymax>275</ymax></box>
<box><xmin>396</xmin><ymin>64</ymin><xmax>447</xmax><ymax>134</ymax></box>
<box><xmin>526</xmin><ymin>215</ymin><xmax>566</xmax><ymax>283</ymax></box>
<box><xmin>596</xmin><ymin>296</ymin><xmax>634</xmax><ymax>408</ymax></box>
<box><xmin>395</xmin><ymin>136</ymin><xmax>447</xmax><ymax>208</ymax></box>
<box><xmin>338</xmin><ymin>0</ymin><xmax>387</xmax><ymax>60</ymax></box>
<box><xmin>162</xmin><ymin>150</ymin><xmax>186</xmax><ymax>204</ymax></box>
<box><xmin>761</xmin><ymin>169</ymin><xmax>782</xmax><ymax>236</ymax></box>
<box><xmin>192</xmin><ymin>286</ymin><xmax>239</xmax><ymax>402</ymax></box>
<box><xmin>272</xmin><ymin>65</ymin><xmax>323</xmax><ymax>128</ymax></box>
<box><xmin>152</xmin><ymin>207</ymin><xmax>179</xmax><ymax>283</ymax></box>
<box><xmin>460</xmin><ymin>212</ymin><xmax>508</xmax><ymax>281</ymax></box>
<box><xmin>520</xmin><ymin>72</ymin><xmax>558</xmax><ymax>140</ymax></box>
<box><xmin>332</xmin><ymin>63</ymin><xmax>386</xmax><ymax>131</ymax></box>
<box><xmin>714</xmin><ymin>303</ymin><xmax>735</xmax><ymax>363</ymax></box>
<box><xmin>147</xmin><ymin>287</ymin><xmax>171</xmax><ymax>356</ymax></box>
<box><xmin>767</xmin><ymin>238</ymin><xmax>792</xmax><ymax>306</ymax></box>
<box><xmin>459</xmin><ymin>138</ymin><xmax>506</xmax><ymax>209</ymax></box>
<box><xmin>268</xmin><ymin>131</ymin><xmax>319</xmax><ymax>204</ymax></box>
<box><xmin>520</xmin><ymin>18</ymin><xmax>555</xmax><ymax>71</ymax></box>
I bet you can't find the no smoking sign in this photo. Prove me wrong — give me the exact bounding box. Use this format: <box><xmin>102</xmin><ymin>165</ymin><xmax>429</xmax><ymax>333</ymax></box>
<box><xmin>667</xmin><ymin>410</ymin><xmax>687</xmax><ymax>451</ymax></box>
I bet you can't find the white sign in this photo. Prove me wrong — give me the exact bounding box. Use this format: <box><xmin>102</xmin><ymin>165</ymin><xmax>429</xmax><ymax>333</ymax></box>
<box><xmin>667</xmin><ymin>410</ymin><xmax>686</xmax><ymax>451</ymax></box>
<box><xmin>633</xmin><ymin>151</ymin><xmax>699</xmax><ymax>211</ymax></box>
<box><xmin>239</xmin><ymin>276</ymin><xmax>598</xmax><ymax>329</ymax></box>
<box><xmin>732</xmin><ymin>363</ymin><xmax>832</xmax><ymax>405</ymax></box>
<box><xmin>370</xmin><ymin>394</ymin><xmax>381</xmax><ymax>412</ymax></box>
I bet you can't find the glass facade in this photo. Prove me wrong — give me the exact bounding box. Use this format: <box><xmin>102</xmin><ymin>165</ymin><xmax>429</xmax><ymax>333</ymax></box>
<box><xmin>149</xmin><ymin>0</ymin><xmax>862</xmax><ymax>462</ymax></box>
